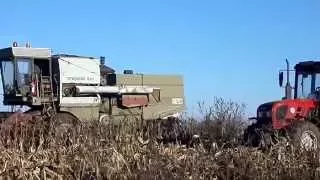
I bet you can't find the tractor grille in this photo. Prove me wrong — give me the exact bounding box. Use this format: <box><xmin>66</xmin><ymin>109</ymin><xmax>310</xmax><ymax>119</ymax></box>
<box><xmin>276</xmin><ymin>105</ymin><xmax>288</xmax><ymax>120</ymax></box>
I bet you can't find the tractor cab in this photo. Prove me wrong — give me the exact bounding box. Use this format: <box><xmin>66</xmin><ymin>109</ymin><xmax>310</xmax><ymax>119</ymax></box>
<box><xmin>0</xmin><ymin>43</ymin><xmax>53</xmax><ymax>106</ymax></box>
<box><xmin>294</xmin><ymin>61</ymin><xmax>320</xmax><ymax>100</ymax></box>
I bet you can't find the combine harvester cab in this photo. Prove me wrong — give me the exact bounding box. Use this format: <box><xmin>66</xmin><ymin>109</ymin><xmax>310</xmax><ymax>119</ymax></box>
<box><xmin>0</xmin><ymin>43</ymin><xmax>185</xmax><ymax>129</ymax></box>
<box><xmin>0</xmin><ymin>43</ymin><xmax>53</xmax><ymax>109</ymax></box>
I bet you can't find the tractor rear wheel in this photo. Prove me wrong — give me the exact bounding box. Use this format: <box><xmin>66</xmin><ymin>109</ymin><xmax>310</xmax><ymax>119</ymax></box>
<box><xmin>289</xmin><ymin>121</ymin><xmax>320</xmax><ymax>150</ymax></box>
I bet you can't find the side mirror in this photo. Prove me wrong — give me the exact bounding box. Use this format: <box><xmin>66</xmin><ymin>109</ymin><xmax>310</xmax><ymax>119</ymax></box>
<box><xmin>279</xmin><ymin>72</ymin><xmax>284</xmax><ymax>87</ymax></box>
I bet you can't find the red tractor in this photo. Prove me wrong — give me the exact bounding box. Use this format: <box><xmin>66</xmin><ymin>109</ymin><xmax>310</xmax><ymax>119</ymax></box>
<box><xmin>244</xmin><ymin>60</ymin><xmax>320</xmax><ymax>150</ymax></box>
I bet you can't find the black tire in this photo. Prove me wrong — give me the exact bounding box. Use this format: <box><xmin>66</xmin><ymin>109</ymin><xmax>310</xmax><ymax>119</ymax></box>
<box><xmin>289</xmin><ymin>121</ymin><xmax>320</xmax><ymax>150</ymax></box>
<box><xmin>243</xmin><ymin>124</ymin><xmax>261</xmax><ymax>147</ymax></box>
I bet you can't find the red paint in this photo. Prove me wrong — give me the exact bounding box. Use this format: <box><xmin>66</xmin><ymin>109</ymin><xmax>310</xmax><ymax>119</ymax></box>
<box><xmin>122</xmin><ymin>95</ymin><xmax>149</xmax><ymax>108</ymax></box>
<box><xmin>272</xmin><ymin>99</ymin><xmax>316</xmax><ymax>129</ymax></box>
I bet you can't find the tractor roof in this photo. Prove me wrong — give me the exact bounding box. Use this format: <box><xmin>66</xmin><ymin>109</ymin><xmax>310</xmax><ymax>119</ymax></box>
<box><xmin>295</xmin><ymin>61</ymin><xmax>320</xmax><ymax>72</ymax></box>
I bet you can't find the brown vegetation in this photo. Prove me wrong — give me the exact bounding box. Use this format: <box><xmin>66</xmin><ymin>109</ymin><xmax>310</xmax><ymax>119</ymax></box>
<box><xmin>0</xmin><ymin>98</ymin><xmax>319</xmax><ymax>179</ymax></box>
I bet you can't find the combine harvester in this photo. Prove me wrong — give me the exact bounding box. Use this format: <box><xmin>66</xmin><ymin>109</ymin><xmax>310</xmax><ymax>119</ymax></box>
<box><xmin>245</xmin><ymin>60</ymin><xmax>320</xmax><ymax>150</ymax></box>
<box><xmin>0</xmin><ymin>42</ymin><xmax>185</xmax><ymax>140</ymax></box>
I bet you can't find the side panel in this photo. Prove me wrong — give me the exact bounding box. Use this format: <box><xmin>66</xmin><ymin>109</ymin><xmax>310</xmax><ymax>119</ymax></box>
<box><xmin>58</xmin><ymin>57</ymin><xmax>101</xmax><ymax>121</ymax></box>
<box><xmin>58</xmin><ymin>57</ymin><xmax>101</xmax><ymax>106</ymax></box>
<box><xmin>116</xmin><ymin>74</ymin><xmax>185</xmax><ymax>119</ymax></box>
<box><xmin>60</xmin><ymin>106</ymin><xmax>100</xmax><ymax>121</ymax></box>
<box><xmin>58</xmin><ymin>57</ymin><xmax>100</xmax><ymax>84</ymax></box>
<box><xmin>60</xmin><ymin>97</ymin><xmax>101</xmax><ymax>107</ymax></box>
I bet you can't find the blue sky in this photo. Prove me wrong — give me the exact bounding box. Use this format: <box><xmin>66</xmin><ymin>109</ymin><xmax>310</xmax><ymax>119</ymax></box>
<box><xmin>0</xmin><ymin>0</ymin><xmax>320</xmax><ymax>115</ymax></box>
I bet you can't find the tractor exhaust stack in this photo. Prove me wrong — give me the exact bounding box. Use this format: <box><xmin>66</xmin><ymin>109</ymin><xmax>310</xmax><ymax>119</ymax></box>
<box><xmin>285</xmin><ymin>59</ymin><xmax>292</xmax><ymax>99</ymax></box>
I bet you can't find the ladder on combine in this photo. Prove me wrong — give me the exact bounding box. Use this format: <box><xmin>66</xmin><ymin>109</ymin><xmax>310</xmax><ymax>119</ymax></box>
<box><xmin>40</xmin><ymin>75</ymin><xmax>56</xmax><ymax>116</ymax></box>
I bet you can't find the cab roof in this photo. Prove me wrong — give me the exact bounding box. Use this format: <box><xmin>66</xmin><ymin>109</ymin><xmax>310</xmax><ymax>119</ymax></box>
<box><xmin>0</xmin><ymin>47</ymin><xmax>51</xmax><ymax>59</ymax></box>
<box><xmin>295</xmin><ymin>61</ymin><xmax>320</xmax><ymax>72</ymax></box>
<box><xmin>52</xmin><ymin>54</ymin><xmax>96</xmax><ymax>59</ymax></box>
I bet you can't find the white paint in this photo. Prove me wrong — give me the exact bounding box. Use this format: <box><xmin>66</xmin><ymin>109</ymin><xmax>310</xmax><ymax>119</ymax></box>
<box><xmin>58</xmin><ymin>56</ymin><xmax>101</xmax><ymax>106</ymax></box>
<box><xmin>119</xmin><ymin>86</ymin><xmax>155</xmax><ymax>94</ymax></box>
<box><xmin>12</xmin><ymin>47</ymin><xmax>51</xmax><ymax>58</ymax></box>
<box><xmin>58</xmin><ymin>57</ymin><xmax>100</xmax><ymax>84</ymax></box>
<box><xmin>60</xmin><ymin>97</ymin><xmax>101</xmax><ymax>106</ymax></box>
<box><xmin>76</xmin><ymin>86</ymin><xmax>119</xmax><ymax>94</ymax></box>
<box><xmin>76</xmin><ymin>85</ymin><xmax>157</xmax><ymax>94</ymax></box>
<box><xmin>172</xmin><ymin>98</ymin><xmax>184</xmax><ymax>105</ymax></box>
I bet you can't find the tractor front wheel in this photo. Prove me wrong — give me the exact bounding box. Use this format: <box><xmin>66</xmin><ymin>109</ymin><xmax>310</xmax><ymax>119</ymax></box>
<box><xmin>243</xmin><ymin>124</ymin><xmax>263</xmax><ymax>147</ymax></box>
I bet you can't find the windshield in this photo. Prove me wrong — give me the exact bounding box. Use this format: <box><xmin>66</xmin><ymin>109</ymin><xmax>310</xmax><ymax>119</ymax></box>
<box><xmin>0</xmin><ymin>58</ymin><xmax>32</xmax><ymax>96</ymax></box>
<box><xmin>1</xmin><ymin>60</ymin><xmax>14</xmax><ymax>95</ymax></box>
<box><xmin>297</xmin><ymin>73</ymin><xmax>312</xmax><ymax>98</ymax></box>
<box><xmin>296</xmin><ymin>72</ymin><xmax>320</xmax><ymax>99</ymax></box>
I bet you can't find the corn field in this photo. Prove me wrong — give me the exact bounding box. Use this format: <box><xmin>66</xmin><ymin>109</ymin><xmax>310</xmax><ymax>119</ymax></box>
<box><xmin>0</xmin><ymin>98</ymin><xmax>320</xmax><ymax>180</ymax></box>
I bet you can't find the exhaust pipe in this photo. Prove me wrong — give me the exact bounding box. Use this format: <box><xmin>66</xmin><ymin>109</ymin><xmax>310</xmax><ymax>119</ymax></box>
<box><xmin>285</xmin><ymin>59</ymin><xmax>292</xmax><ymax>99</ymax></box>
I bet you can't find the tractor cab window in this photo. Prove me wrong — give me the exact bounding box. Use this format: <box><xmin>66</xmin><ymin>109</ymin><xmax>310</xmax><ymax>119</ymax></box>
<box><xmin>315</xmin><ymin>73</ymin><xmax>320</xmax><ymax>90</ymax></box>
<box><xmin>297</xmin><ymin>73</ymin><xmax>312</xmax><ymax>99</ymax></box>
<box><xmin>1</xmin><ymin>60</ymin><xmax>14</xmax><ymax>95</ymax></box>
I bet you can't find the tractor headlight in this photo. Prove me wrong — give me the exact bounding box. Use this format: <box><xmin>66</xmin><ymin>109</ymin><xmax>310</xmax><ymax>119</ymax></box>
<box><xmin>289</xmin><ymin>107</ymin><xmax>296</xmax><ymax>114</ymax></box>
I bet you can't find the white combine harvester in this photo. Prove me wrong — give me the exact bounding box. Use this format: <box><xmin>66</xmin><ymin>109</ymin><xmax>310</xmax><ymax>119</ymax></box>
<box><xmin>0</xmin><ymin>42</ymin><xmax>185</xmax><ymax>136</ymax></box>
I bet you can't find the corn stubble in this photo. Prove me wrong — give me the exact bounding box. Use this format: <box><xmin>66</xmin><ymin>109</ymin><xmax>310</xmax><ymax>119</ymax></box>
<box><xmin>0</xmin><ymin>116</ymin><xmax>319</xmax><ymax>180</ymax></box>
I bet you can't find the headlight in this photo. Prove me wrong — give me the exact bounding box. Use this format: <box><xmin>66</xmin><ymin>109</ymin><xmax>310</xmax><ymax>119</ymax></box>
<box><xmin>289</xmin><ymin>107</ymin><xmax>296</xmax><ymax>114</ymax></box>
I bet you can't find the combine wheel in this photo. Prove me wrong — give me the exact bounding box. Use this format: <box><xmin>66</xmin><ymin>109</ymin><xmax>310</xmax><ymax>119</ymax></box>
<box><xmin>53</xmin><ymin>112</ymin><xmax>79</xmax><ymax>142</ymax></box>
<box><xmin>289</xmin><ymin>121</ymin><xmax>320</xmax><ymax>150</ymax></box>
